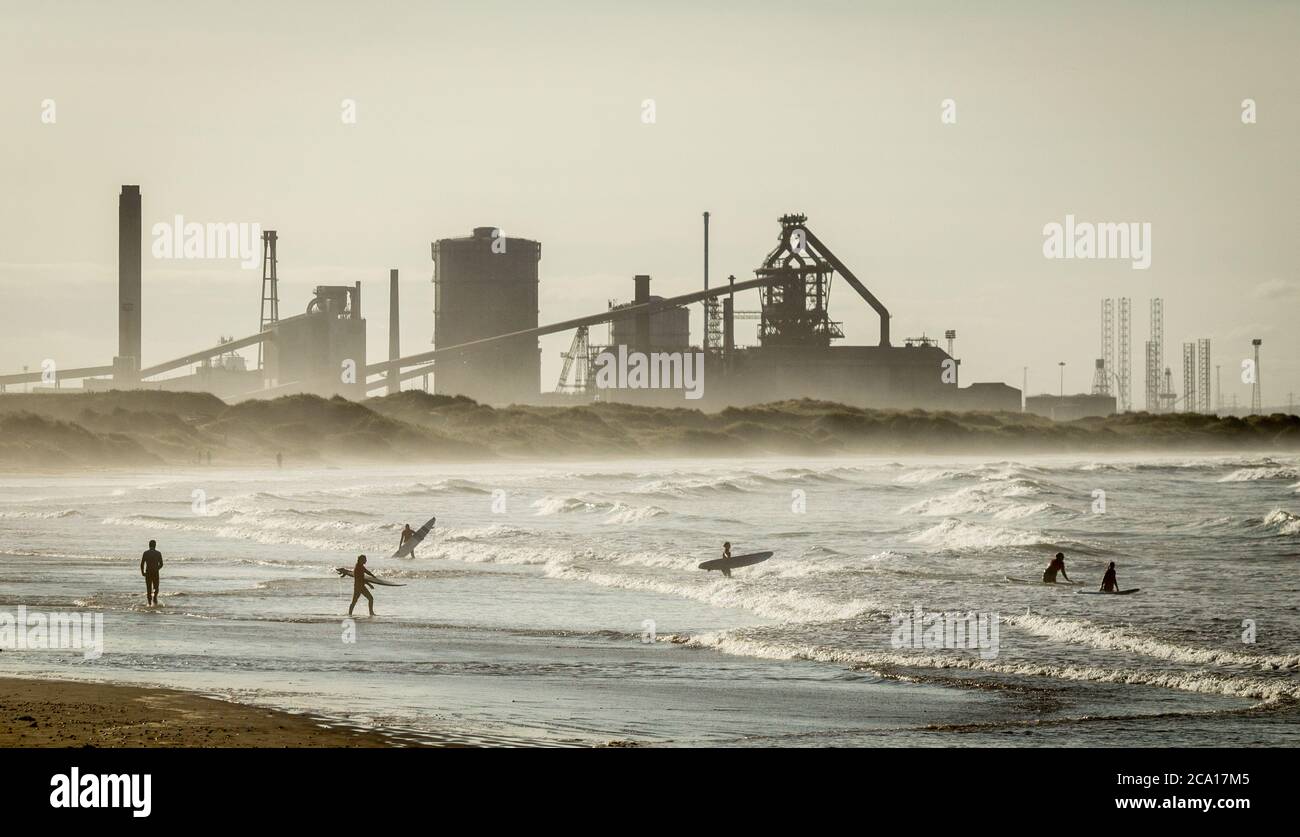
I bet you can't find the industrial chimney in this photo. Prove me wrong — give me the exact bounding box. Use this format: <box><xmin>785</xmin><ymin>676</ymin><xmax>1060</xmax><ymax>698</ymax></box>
<box><xmin>388</xmin><ymin>268</ymin><xmax>400</xmax><ymax>395</ymax></box>
<box><xmin>634</xmin><ymin>274</ymin><xmax>651</xmax><ymax>356</ymax></box>
<box><xmin>116</xmin><ymin>185</ymin><xmax>142</xmax><ymax>382</ymax></box>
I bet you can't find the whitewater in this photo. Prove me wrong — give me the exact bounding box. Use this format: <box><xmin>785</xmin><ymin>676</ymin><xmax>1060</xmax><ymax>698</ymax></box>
<box><xmin>1</xmin><ymin>453</ymin><xmax>1296</xmax><ymax>746</ymax></box>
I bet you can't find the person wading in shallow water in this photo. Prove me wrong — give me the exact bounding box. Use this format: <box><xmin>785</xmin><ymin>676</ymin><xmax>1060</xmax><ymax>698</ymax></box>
<box><xmin>399</xmin><ymin>523</ymin><xmax>416</xmax><ymax>557</ymax></box>
<box><xmin>348</xmin><ymin>554</ymin><xmax>378</xmax><ymax>617</ymax></box>
<box><xmin>140</xmin><ymin>539</ymin><xmax>163</xmax><ymax>606</ymax></box>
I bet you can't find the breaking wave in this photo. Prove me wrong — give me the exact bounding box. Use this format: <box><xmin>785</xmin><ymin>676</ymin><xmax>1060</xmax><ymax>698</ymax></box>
<box><xmin>1260</xmin><ymin>509</ymin><xmax>1300</xmax><ymax>537</ymax></box>
<box><xmin>908</xmin><ymin>518</ymin><xmax>1061</xmax><ymax>551</ymax></box>
<box><xmin>1219</xmin><ymin>467</ymin><xmax>1300</xmax><ymax>483</ymax></box>
<box><xmin>685</xmin><ymin>632</ymin><xmax>1300</xmax><ymax>703</ymax></box>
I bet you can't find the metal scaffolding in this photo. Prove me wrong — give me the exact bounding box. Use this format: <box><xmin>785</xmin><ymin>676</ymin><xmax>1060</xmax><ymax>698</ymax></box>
<box><xmin>1118</xmin><ymin>297</ymin><xmax>1131</xmax><ymax>412</ymax></box>
<box><xmin>555</xmin><ymin>326</ymin><xmax>593</xmax><ymax>394</ymax></box>
<box><xmin>258</xmin><ymin>230</ymin><xmax>279</xmax><ymax>371</ymax></box>
<box><xmin>1100</xmin><ymin>299</ymin><xmax>1114</xmax><ymax>396</ymax></box>
<box><xmin>1146</xmin><ymin>298</ymin><xmax>1163</xmax><ymax>412</ymax></box>
<box><xmin>1197</xmin><ymin>338</ymin><xmax>1211</xmax><ymax>413</ymax></box>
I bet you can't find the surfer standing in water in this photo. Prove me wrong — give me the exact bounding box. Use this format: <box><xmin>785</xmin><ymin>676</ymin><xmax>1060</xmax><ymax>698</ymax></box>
<box><xmin>348</xmin><ymin>554</ymin><xmax>378</xmax><ymax>617</ymax></box>
<box><xmin>399</xmin><ymin>523</ymin><xmax>416</xmax><ymax>557</ymax></box>
<box><xmin>140</xmin><ymin>539</ymin><xmax>163</xmax><ymax>606</ymax></box>
<box><xmin>720</xmin><ymin>542</ymin><xmax>733</xmax><ymax>578</ymax></box>
<box><xmin>1100</xmin><ymin>561</ymin><xmax>1119</xmax><ymax>593</ymax></box>
<box><xmin>1042</xmin><ymin>552</ymin><xmax>1070</xmax><ymax>584</ymax></box>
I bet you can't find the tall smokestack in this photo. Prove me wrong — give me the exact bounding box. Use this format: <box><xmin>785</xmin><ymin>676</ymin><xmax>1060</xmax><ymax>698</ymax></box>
<box><xmin>388</xmin><ymin>269</ymin><xmax>400</xmax><ymax>395</ymax></box>
<box><xmin>117</xmin><ymin>185</ymin><xmax>142</xmax><ymax>379</ymax></box>
<box><xmin>703</xmin><ymin>211</ymin><xmax>710</xmax><ymax>292</ymax></box>
<box><xmin>634</xmin><ymin>274</ymin><xmax>651</xmax><ymax>355</ymax></box>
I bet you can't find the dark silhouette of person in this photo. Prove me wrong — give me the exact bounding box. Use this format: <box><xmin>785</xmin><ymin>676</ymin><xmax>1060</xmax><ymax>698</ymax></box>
<box><xmin>348</xmin><ymin>554</ymin><xmax>377</xmax><ymax>616</ymax></box>
<box><xmin>140</xmin><ymin>539</ymin><xmax>163</xmax><ymax>605</ymax></box>
<box><xmin>1042</xmin><ymin>552</ymin><xmax>1070</xmax><ymax>584</ymax></box>
<box><xmin>399</xmin><ymin>523</ymin><xmax>415</xmax><ymax>556</ymax></box>
<box><xmin>1101</xmin><ymin>561</ymin><xmax>1119</xmax><ymax>593</ymax></box>
<box><xmin>720</xmin><ymin>541</ymin><xmax>733</xmax><ymax>578</ymax></box>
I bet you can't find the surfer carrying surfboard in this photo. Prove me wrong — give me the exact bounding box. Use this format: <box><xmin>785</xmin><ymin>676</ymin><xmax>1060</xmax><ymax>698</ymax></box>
<box><xmin>1100</xmin><ymin>561</ymin><xmax>1118</xmax><ymax>593</ymax></box>
<box><xmin>1042</xmin><ymin>552</ymin><xmax>1070</xmax><ymax>584</ymax></box>
<box><xmin>348</xmin><ymin>555</ymin><xmax>378</xmax><ymax>616</ymax></box>
<box><xmin>399</xmin><ymin>524</ymin><xmax>416</xmax><ymax>558</ymax></box>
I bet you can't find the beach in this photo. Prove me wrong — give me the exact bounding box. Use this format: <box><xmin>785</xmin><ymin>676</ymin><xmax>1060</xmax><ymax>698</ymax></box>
<box><xmin>2</xmin><ymin>454</ymin><xmax>1298</xmax><ymax>747</ymax></box>
<box><xmin>0</xmin><ymin>676</ymin><xmax>403</xmax><ymax>747</ymax></box>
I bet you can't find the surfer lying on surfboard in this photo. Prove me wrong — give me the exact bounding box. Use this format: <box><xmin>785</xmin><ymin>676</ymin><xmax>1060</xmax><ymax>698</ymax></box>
<box><xmin>1042</xmin><ymin>552</ymin><xmax>1071</xmax><ymax>584</ymax></box>
<box><xmin>347</xmin><ymin>554</ymin><xmax>378</xmax><ymax>616</ymax></box>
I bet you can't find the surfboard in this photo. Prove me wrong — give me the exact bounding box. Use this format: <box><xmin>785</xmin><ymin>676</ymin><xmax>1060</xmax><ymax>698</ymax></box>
<box><xmin>1076</xmin><ymin>588</ymin><xmax>1141</xmax><ymax>595</ymax></box>
<box><xmin>392</xmin><ymin>515</ymin><xmax>436</xmax><ymax>558</ymax></box>
<box><xmin>336</xmin><ymin>567</ymin><xmax>406</xmax><ymax>587</ymax></box>
<box><xmin>1005</xmin><ymin>575</ymin><xmax>1080</xmax><ymax>586</ymax></box>
<box><xmin>698</xmin><ymin>551</ymin><xmax>773</xmax><ymax>573</ymax></box>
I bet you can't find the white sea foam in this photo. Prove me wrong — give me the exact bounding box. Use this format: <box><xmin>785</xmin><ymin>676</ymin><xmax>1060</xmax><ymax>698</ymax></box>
<box><xmin>1005</xmin><ymin>613</ymin><xmax>1300</xmax><ymax>670</ymax></box>
<box><xmin>686</xmin><ymin>632</ymin><xmax>1300</xmax><ymax>703</ymax></box>
<box><xmin>1218</xmin><ymin>467</ymin><xmax>1300</xmax><ymax>483</ymax></box>
<box><xmin>602</xmin><ymin>503</ymin><xmax>670</xmax><ymax>525</ymax></box>
<box><xmin>898</xmin><ymin>478</ymin><xmax>1068</xmax><ymax>520</ymax></box>
<box><xmin>909</xmin><ymin>518</ymin><xmax>1055</xmax><ymax>550</ymax></box>
<box><xmin>0</xmin><ymin>509</ymin><xmax>81</xmax><ymax>519</ymax></box>
<box><xmin>544</xmin><ymin>564</ymin><xmax>878</xmax><ymax>623</ymax></box>
<box><xmin>100</xmin><ymin>509</ymin><xmax>392</xmax><ymax>551</ymax></box>
<box><xmin>1261</xmin><ymin>509</ymin><xmax>1300</xmax><ymax>536</ymax></box>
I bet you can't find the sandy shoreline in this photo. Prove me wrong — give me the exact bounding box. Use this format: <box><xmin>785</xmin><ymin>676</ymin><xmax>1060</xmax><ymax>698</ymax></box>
<box><xmin>0</xmin><ymin>677</ymin><xmax>434</xmax><ymax>748</ymax></box>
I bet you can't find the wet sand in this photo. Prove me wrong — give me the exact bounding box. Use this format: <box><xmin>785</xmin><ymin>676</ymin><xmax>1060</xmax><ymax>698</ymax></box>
<box><xmin>0</xmin><ymin>677</ymin><xmax>428</xmax><ymax>747</ymax></box>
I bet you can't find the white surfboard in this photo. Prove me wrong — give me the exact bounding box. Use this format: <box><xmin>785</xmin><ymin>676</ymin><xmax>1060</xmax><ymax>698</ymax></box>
<box><xmin>336</xmin><ymin>567</ymin><xmax>406</xmax><ymax>587</ymax></box>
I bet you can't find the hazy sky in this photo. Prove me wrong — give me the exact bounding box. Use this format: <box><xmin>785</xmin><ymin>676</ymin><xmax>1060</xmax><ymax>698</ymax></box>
<box><xmin>2</xmin><ymin>0</ymin><xmax>1297</xmax><ymax>406</ymax></box>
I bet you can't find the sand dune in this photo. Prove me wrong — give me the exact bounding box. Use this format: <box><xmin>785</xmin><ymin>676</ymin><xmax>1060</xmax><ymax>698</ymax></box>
<box><xmin>0</xmin><ymin>390</ymin><xmax>1297</xmax><ymax>467</ymax></box>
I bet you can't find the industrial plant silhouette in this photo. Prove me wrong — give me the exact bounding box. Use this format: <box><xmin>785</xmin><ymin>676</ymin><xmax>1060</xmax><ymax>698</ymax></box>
<box><xmin>0</xmin><ymin>186</ymin><xmax>1023</xmax><ymax>412</ymax></box>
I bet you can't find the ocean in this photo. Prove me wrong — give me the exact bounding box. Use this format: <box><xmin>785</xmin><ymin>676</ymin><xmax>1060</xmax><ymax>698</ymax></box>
<box><xmin>2</xmin><ymin>454</ymin><xmax>1297</xmax><ymax>746</ymax></box>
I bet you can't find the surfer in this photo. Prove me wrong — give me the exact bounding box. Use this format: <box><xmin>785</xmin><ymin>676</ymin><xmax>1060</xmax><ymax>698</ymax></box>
<box><xmin>399</xmin><ymin>523</ymin><xmax>416</xmax><ymax>558</ymax></box>
<box><xmin>1100</xmin><ymin>561</ymin><xmax>1118</xmax><ymax>593</ymax></box>
<box><xmin>140</xmin><ymin>539</ymin><xmax>163</xmax><ymax>606</ymax></box>
<box><xmin>1042</xmin><ymin>552</ymin><xmax>1070</xmax><ymax>584</ymax></box>
<box><xmin>720</xmin><ymin>542</ymin><xmax>733</xmax><ymax>578</ymax></box>
<box><xmin>348</xmin><ymin>555</ymin><xmax>377</xmax><ymax>616</ymax></box>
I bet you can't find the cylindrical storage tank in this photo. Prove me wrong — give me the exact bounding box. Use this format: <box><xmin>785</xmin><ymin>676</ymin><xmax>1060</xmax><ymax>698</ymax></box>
<box><xmin>610</xmin><ymin>296</ymin><xmax>690</xmax><ymax>353</ymax></box>
<box><xmin>432</xmin><ymin>227</ymin><xmax>541</xmax><ymax>404</ymax></box>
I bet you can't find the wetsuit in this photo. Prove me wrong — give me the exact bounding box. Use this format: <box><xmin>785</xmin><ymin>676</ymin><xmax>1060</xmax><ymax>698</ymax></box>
<box><xmin>141</xmin><ymin>548</ymin><xmax>163</xmax><ymax>604</ymax></box>
<box><xmin>349</xmin><ymin>561</ymin><xmax>375</xmax><ymax>616</ymax></box>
